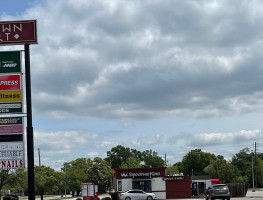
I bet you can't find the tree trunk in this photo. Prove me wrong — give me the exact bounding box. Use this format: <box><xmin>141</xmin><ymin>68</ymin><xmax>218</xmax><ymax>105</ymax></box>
<box><xmin>41</xmin><ymin>190</ymin><xmax>44</xmax><ymax>200</ymax></box>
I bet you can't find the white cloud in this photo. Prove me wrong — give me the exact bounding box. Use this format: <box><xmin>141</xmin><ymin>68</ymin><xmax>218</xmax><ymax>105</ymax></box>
<box><xmin>0</xmin><ymin>0</ymin><xmax>260</xmax><ymax>120</ymax></box>
<box><xmin>2</xmin><ymin>0</ymin><xmax>263</xmax><ymax>167</ymax></box>
<box><xmin>131</xmin><ymin>134</ymin><xmax>163</xmax><ymax>148</ymax></box>
<box><xmin>190</xmin><ymin>130</ymin><xmax>262</xmax><ymax>147</ymax></box>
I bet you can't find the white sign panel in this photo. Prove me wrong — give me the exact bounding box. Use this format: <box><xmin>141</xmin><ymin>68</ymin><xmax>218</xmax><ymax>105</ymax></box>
<box><xmin>0</xmin><ymin>142</ymin><xmax>23</xmax><ymax>150</ymax></box>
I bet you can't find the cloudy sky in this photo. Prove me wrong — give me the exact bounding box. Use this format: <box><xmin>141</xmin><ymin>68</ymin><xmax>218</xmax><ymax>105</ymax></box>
<box><xmin>1</xmin><ymin>0</ymin><xmax>263</xmax><ymax>171</ymax></box>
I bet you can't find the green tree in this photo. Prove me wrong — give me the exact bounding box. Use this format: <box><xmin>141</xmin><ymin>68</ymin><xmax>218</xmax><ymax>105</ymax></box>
<box><xmin>86</xmin><ymin>163</ymin><xmax>108</xmax><ymax>194</ymax></box>
<box><xmin>35</xmin><ymin>166</ymin><xmax>62</xmax><ymax>200</ymax></box>
<box><xmin>166</xmin><ymin>165</ymin><xmax>179</xmax><ymax>176</ymax></box>
<box><xmin>106</xmin><ymin>145</ymin><xmax>142</xmax><ymax>168</ymax></box>
<box><xmin>204</xmin><ymin>156</ymin><xmax>240</xmax><ymax>183</ymax></box>
<box><xmin>180</xmin><ymin>149</ymin><xmax>216</xmax><ymax>175</ymax></box>
<box><xmin>63</xmin><ymin>158</ymin><xmax>91</xmax><ymax>196</ymax></box>
<box><xmin>141</xmin><ymin>150</ymin><xmax>165</xmax><ymax>167</ymax></box>
<box><xmin>93</xmin><ymin>157</ymin><xmax>112</xmax><ymax>178</ymax></box>
<box><xmin>120</xmin><ymin>157</ymin><xmax>141</xmax><ymax>168</ymax></box>
<box><xmin>0</xmin><ymin>169</ymin><xmax>22</xmax><ymax>196</ymax></box>
<box><xmin>231</xmin><ymin>148</ymin><xmax>252</xmax><ymax>176</ymax></box>
<box><xmin>105</xmin><ymin>145</ymin><xmax>164</xmax><ymax>168</ymax></box>
<box><xmin>10</xmin><ymin>168</ymin><xmax>28</xmax><ymax>193</ymax></box>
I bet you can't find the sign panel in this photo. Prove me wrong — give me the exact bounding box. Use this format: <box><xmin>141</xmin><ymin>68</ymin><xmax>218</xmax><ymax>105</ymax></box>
<box><xmin>0</xmin><ymin>142</ymin><xmax>23</xmax><ymax>150</ymax></box>
<box><xmin>0</xmin><ymin>125</ymin><xmax>23</xmax><ymax>134</ymax></box>
<box><xmin>0</xmin><ymin>91</ymin><xmax>22</xmax><ymax>102</ymax></box>
<box><xmin>0</xmin><ymin>150</ymin><xmax>23</xmax><ymax>159</ymax></box>
<box><xmin>0</xmin><ymin>51</ymin><xmax>21</xmax><ymax>73</ymax></box>
<box><xmin>0</xmin><ymin>134</ymin><xmax>22</xmax><ymax>142</ymax></box>
<box><xmin>0</xmin><ymin>102</ymin><xmax>22</xmax><ymax>114</ymax></box>
<box><xmin>0</xmin><ymin>117</ymin><xmax>24</xmax><ymax>169</ymax></box>
<box><xmin>0</xmin><ymin>159</ymin><xmax>24</xmax><ymax>169</ymax></box>
<box><xmin>0</xmin><ymin>75</ymin><xmax>21</xmax><ymax>90</ymax></box>
<box><xmin>0</xmin><ymin>20</ymin><xmax>37</xmax><ymax>45</ymax></box>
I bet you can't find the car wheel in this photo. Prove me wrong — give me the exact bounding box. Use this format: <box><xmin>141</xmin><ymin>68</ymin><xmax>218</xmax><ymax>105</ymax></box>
<box><xmin>125</xmin><ymin>197</ymin><xmax>131</xmax><ymax>200</ymax></box>
<box><xmin>147</xmin><ymin>196</ymin><xmax>153</xmax><ymax>200</ymax></box>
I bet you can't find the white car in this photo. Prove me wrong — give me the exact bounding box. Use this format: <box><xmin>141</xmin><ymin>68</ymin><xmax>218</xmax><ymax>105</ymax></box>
<box><xmin>119</xmin><ymin>189</ymin><xmax>156</xmax><ymax>200</ymax></box>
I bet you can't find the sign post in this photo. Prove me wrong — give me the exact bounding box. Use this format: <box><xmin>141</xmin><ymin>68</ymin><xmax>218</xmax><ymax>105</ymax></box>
<box><xmin>0</xmin><ymin>19</ymin><xmax>37</xmax><ymax>200</ymax></box>
<box><xmin>25</xmin><ymin>43</ymin><xmax>35</xmax><ymax>200</ymax></box>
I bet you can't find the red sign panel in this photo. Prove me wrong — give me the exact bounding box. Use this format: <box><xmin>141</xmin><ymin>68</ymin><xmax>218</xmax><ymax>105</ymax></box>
<box><xmin>0</xmin><ymin>75</ymin><xmax>21</xmax><ymax>90</ymax></box>
<box><xmin>0</xmin><ymin>20</ymin><xmax>37</xmax><ymax>45</ymax></box>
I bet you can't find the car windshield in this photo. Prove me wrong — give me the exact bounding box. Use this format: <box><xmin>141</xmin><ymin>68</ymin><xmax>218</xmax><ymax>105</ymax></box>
<box><xmin>213</xmin><ymin>185</ymin><xmax>227</xmax><ymax>189</ymax></box>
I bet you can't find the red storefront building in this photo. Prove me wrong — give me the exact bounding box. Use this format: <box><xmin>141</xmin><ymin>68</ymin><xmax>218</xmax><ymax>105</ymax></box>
<box><xmin>114</xmin><ymin>167</ymin><xmax>191</xmax><ymax>199</ymax></box>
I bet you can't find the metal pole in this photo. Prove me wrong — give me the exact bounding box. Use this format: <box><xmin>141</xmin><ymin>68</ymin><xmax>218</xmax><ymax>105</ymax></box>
<box><xmin>252</xmin><ymin>154</ymin><xmax>254</xmax><ymax>189</ymax></box>
<box><xmin>25</xmin><ymin>44</ymin><xmax>35</xmax><ymax>200</ymax></box>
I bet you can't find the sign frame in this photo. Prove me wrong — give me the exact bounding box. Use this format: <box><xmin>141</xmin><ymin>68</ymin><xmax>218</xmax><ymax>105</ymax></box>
<box><xmin>0</xmin><ymin>20</ymin><xmax>38</xmax><ymax>45</ymax></box>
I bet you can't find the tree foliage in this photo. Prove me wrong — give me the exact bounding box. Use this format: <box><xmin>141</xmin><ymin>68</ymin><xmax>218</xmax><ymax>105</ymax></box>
<box><xmin>141</xmin><ymin>150</ymin><xmax>165</xmax><ymax>167</ymax></box>
<box><xmin>63</xmin><ymin>158</ymin><xmax>91</xmax><ymax>196</ymax></box>
<box><xmin>120</xmin><ymin>157</ymin><xmax>141</xmax><ymax>168</ymax></box>
<box><xmin>35</xmin><ymin>166</ymin><xmax>62</xmax><ymax>200</ymax></box>
<box><xmin>179</xmin><ymin>149</ymin><xmax>216</xmax><ymax>175</ymax></box>
<box><xmin>86</xmin><ymin>163</ymin><xmax>109</xmax><ymax>194</ymax></box>
<box><xmin>105</xmin><ymin>145</ymin><xmax>164</xmax><ymax>168</ymax></box>
<box><xmin>204</xmin><ymin>156</ymin><xmax>240</xmax><ymax>183</ymax></box>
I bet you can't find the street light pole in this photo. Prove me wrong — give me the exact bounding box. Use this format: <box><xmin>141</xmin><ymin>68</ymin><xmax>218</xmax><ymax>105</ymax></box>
<box><xmin>107</xmin><ymin>152</ymin><xmax>113</xmax><ymax>189</ymax></box>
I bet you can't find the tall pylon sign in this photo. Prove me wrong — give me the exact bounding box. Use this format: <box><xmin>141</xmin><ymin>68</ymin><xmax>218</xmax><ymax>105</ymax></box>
<box><xmin>0</xmin><ymin>20</ymin><xmax>38</xmax><ymax>200</ymax></box>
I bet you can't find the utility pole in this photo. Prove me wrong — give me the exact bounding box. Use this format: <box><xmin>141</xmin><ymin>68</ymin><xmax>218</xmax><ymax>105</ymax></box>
<box><xmin>252</xmin><ymin>153</ymin><xmax>254</xmax><ymax>189</ymax></box>
<box><xmin>255</xmin><ymin>142</ymin><xmax>258</xmax><ymax>188</ymax></box>
<box><xmin>107</xmin><ymin>152</ymin><xmax>113</xmax><ymax>189</ymax></box>
<box><xmin>38</xmin><ymin>148</ymin><xmax>41</xmax><ymax>166</ymax></box>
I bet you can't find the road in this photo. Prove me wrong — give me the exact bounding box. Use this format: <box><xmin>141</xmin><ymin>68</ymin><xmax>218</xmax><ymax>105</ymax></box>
<box><xmin>34</xmin><ymin>190</ymin><xmax>263</xmax><ymax>200</ymax></box>
<box><xmin>170</xmin><ymin>190</ymin><xmax>263</xmax><ymax>200</ymax></box>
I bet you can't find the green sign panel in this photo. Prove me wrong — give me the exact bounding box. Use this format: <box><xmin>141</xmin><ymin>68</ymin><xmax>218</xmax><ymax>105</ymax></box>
<box><xmin>0</xmin><ymin>102</ymin><xmax>22</xmax><ymax>114</ymax></box>
<box><xmin>0</xmin><ymin>51</ymin><xmax>21</xmax><ymax>73</ymax></box>
<box><xmin>0</xmin><ymin>117</ymin><xmax>22</xmax><ymax>125</ymax></box>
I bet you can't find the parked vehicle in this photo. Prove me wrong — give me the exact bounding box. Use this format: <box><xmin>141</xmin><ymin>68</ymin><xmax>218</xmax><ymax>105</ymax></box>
<box><xmin>3</xmin><ymin>194</ymin><xmax>19</xmax><ymax>200</ymax></box>
<box><xmin>119</xmin><ymin>189</ymin><xmax>156</xmax><ymax>200</ymax></box>
<box><xmin>205</xmin><ymin>184</ymin><xmax>230</xmax><ymax>200</ymax></box>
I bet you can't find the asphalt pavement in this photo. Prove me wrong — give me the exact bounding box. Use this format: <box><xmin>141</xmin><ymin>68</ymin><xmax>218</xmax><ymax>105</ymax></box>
<box><xmin>33</xmin><ymin>190</ymin><xmax>263</xmax><ymax>200</ymax></box>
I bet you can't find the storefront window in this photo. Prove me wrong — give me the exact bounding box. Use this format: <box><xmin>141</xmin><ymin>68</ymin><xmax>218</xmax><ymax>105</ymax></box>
<box><xmin>132</xmin><ymin>180</ymin><xmax>152</xmax><ymax>193</ymax></box>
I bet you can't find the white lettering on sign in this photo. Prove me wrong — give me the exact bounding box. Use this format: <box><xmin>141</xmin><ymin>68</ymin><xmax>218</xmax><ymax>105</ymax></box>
<box><xmin>0</xmin><ymin>80</ymin><xmax>19</xmax><ymax>86</ymax></box>
<box><xmin>163</xmin><ymin>176</ymin><xmax>185</xmax><ymax>181</ymax></box>
<box><xmin>2</xmin><ymin>63</ymin><xmax>17</xmax><ymax>68</ymax></box>
<box><xmin>0</xmin><ymin>109</ymin><xmax>9</xmax><ymax>113</ymax></box>
<box><xmin>0</xmin><ymin>24</ymin><xmax>22</xmax><ymax>42</ymax></box>
<box><xmin>0</xmin><ymin>104</ymin><xmax>21</xmax><ymax>109</ymax></box>
<box><xmin>120</xmin><ymin>171</ymin><xmax>161</xmax><ymax>178</ymax></box>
